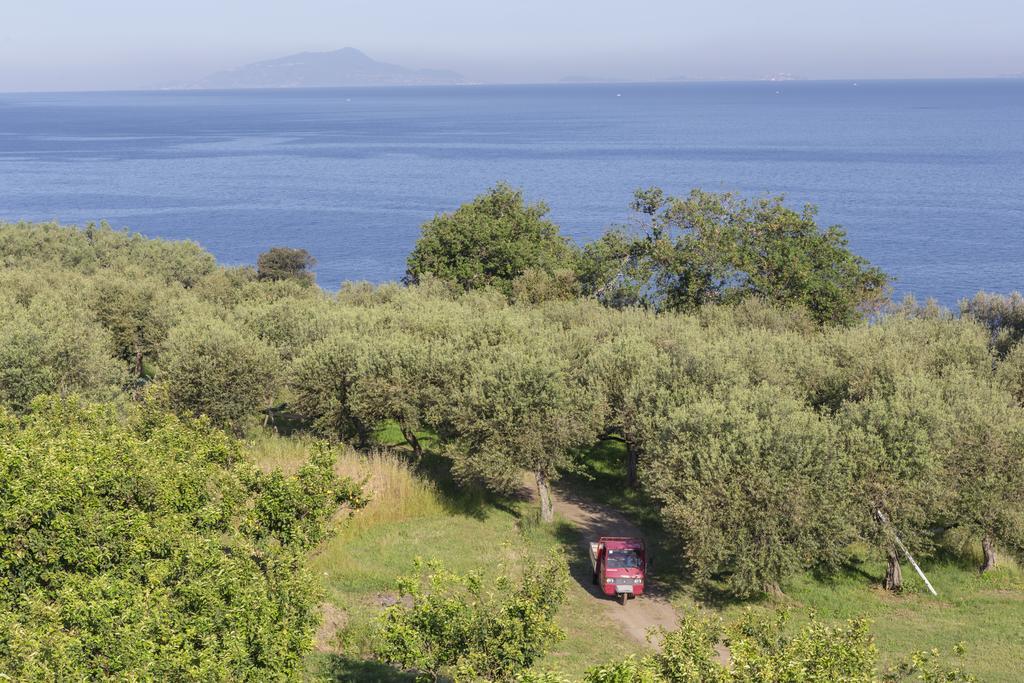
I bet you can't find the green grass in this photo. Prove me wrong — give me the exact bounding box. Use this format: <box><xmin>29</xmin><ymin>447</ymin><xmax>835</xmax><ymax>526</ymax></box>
<box><xmin>567</xmin><ymin>437</ymin><xmax>1024</xmax><ymax>682</ymax></box>
<box><xmin>250</xmin><ymin>428</ymin><xmax>642</xmax><ymax>681</ymax></box>
<box><xmin>725</xmin><ymin>553</ymin><xmax>1024</xmax><ymax>682</ymax></box>
<box><xmin>248</xmin><ymin>430</ymin><xmax>1024</xmax><ymax>681</ymax></box>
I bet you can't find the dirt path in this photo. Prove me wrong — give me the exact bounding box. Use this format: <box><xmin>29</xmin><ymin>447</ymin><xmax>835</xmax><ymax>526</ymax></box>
<box><xmin>523</xmin><ymin>473</ymin><xmax>729</xmax><ymax>664</ymax></box>
<box><xmin>522</xmin><ymin>474</ymin><xmax>679</xmax><ymax>645</ymax></box>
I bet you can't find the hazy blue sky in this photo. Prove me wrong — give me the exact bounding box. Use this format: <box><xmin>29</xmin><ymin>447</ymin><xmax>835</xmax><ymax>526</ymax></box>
<box><xmin>2</xmin><ymin>0</ymin><xmax>1022</xmax><ymax>91</ymax></box>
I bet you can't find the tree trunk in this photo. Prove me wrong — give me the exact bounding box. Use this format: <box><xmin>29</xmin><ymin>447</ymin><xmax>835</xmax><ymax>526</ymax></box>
<box><xmin>884</xmin><ymin>547</ymin><xmax>903</xmax><ymax>592</ymax></box>
<box><xmin>764</xmin><ymin>581</ymin><xmax>784</xmax><ymax>598</ymax></box>
<box><xmin>133</xmin><ymin>348</ymin><xmax>144</xmax><ymax>378</ymax></box>
<box><xmin>626</xmin><ymin>440</ymin><xmax>639</xmax><ymax>489</ymax></box>
<box><xmin>355</xmin><ymin>424</ymin><xmax>370</xmax><ymax>450</ymax></box>
<box><xmin>401</xmin><ymin>426</ymin><xmax>423</xmax><ymax>461</ymax></box>
<box><xmin>981</xmin><ymin>535</ymin><xmax>997</xmax><ymax>573</ymax></box>
<box><xmin>535</xmin><ymin>471</ymin><xmax>554</xmax><ymax>523</ymax></box>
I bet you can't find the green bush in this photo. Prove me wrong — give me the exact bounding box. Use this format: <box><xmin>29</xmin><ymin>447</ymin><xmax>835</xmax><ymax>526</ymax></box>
<box><xmin>577</xmin><ymin>610</ymin><xmax>974</xmax><ymax>683</ymax></box>
<box><xmin>0</xmin><ymin>397</ymin><xmax>363</xmax><ymax>680</ymax></box>
<box><xmin>374</xmin><ymin>553</ymin><xmax>570</xmax><ymax>681</ymax></box>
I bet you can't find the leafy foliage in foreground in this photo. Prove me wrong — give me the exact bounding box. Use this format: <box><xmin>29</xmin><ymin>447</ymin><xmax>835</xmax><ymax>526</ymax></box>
<box><xmin>374</xmin><ymin>554</ymin><xmax>570</xmax><ymax>682</ymax></box>
<box><xmin>522</xmin><ymin>610</ymin><xmax>973</xmax><ymax>683</ymax></box>
<box><xmin>0</xmin><ymin>397</ymin><xmax>363</xmax><ymax>680</ymax></box>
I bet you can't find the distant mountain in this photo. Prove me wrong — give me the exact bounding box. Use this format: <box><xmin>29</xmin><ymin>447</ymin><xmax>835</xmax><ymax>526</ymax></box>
<box><xmin>559</xmin><ymin>75</ymin><xmax>622</xmax><ymax>84</ymax></box>
<box><xmin>194</xmin><ymin>48</ymin><xmax>465</xmax><ymax>89</ymax></box>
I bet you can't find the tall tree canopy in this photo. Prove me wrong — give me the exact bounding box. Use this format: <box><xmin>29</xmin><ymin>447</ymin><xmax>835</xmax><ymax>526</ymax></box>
<box><xmin>405</xmin><ymin>184</ymin><xmax>577</xmax><ymax>297</ymax></box>
<box><xmin>642</xmin><ymin>385</ymin><xmax>853</xmax><ymax>596</ymax></box>
<box><xmin>581</xmin><ymin>189</ymin><xmax>890</xmax><ymax>325</ymax></box>
<box><xmin>445</xmin><ymin>331</ymin><xmax>605</xmax><ymax>522</ymax></box>
<box><xmin>256</xmin><ymin>247</ymin><xmax>317</xmax><ymax>285</ymax></box>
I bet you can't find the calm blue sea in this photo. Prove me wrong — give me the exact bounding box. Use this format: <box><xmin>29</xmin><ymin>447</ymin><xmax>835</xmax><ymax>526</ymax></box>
<box><xmin>1</xmin><ymin>80</ymin><xmax>1022</xmax><ymax>304</ymax></box>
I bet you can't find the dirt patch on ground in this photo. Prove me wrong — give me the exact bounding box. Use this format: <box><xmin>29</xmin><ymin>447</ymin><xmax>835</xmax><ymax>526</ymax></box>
<box><xmin>314</xmin><ymin>602</ymin><xmax>349</xmax><ymax>653</ymax></box>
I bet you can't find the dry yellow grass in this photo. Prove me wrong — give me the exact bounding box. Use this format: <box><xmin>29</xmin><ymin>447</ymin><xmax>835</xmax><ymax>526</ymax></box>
<box><xmin>247</xmin><ymin>432</ymin><xmax>445</xmax><ymax>536</ymax></box>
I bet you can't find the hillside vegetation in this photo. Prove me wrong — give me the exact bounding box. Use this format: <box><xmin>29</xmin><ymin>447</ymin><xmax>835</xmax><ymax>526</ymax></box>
<box><xmin>2</xmin><ymin>184</ymin><xmax>1024</xmax><ymax>680</ymax></box>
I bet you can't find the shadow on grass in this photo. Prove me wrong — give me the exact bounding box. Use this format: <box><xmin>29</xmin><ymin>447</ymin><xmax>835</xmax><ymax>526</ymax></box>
<box><xmin>561</xmin><ymin>438</ymin><xmax>662</xmax><ymax>530</ymax></box>
<box><xmin>551</xmin><ymin>520</ymin><xmax>618</xmax><ymax>604</ymax></box>
<box><xmin>317</xmin><ymin>654</ymin><xmax>420</xmax><ymax>682</ymax></box>
<box><xmin>372</xmin><ymin>423</ymin><xmax>529</xmax><ymax>523</ymax></box>
<box><xmin>264</xmin><ymin>403</ymin><xmax>311</xmax><ymax>436</ymax></box>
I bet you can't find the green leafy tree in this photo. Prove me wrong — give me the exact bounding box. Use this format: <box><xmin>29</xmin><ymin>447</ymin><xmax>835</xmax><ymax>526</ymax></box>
<box><xmin>374</xmin><ymin>553</ymin><xmax>569</xmax><ymax>682</ymax></box>
<box><xmin>582</xmin><ymin>611</ymin><xmax>882</xmax><ymax>683</ymax></box>
<box><xmin>256</xmin><ymin>246</ymin><xmax>317</xmax><ymax>285</ymax></box>
<box><xmin>840</xmin><ymin>374</ymin><xmax>953</xmax><ymax>591</ymax></box>
<box><xmin>582</xmin><ymin>189</ymin><xmax>889</xmax><ymax>325</ymax></box>
<box><xmin>642</xmin><ymin>386</ymin><xmax>853</xmax><ymax>596</ymax></box>
<box><xmin>159</xmin><ymin>318</ymin><xmax>280</xmax><ymax>431</ymax></box>
<box><xmin>405</xmin><ymin>184</ymin><xmax>577</xmax><ymax>297</ymax></box>
<box><xmin>446</xmin><ymin>336</ymin><xmax>604</xmax><ymax>522</ymax></box>
<box><xmin>290</xmin><ymin>332</ymin><xmax>370</xmax><ymax>446</ymax></box>
<box><xmin>944</xmin><ymin>375</ymin><xmax>1024</xmax><ymax>571</ymax></box>
<box><xmin>0</xmin><ymin>397</ymin><xmax>362</xmax><ymax>680</ymax></box>
<box><xmin>576</xmin><ymin>228</ymin><xmax>654</xmax><ymax>309</ymax></box>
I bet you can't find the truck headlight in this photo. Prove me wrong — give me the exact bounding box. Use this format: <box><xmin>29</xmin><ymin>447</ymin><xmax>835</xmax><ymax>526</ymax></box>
<box><xmin>605</xmin><ymin>578</ymin><xmax>614</xmax><ymax>584</ymax></box>
<box><xmin>634</xmin><ymin>578</ymin><xmax>642</xmax><ymax>584</ymax></box>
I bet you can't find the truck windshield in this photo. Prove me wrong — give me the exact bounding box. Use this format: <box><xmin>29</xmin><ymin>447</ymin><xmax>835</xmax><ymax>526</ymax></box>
<box><xmin>606</xmin><ymin>549</ymin><xmax>642</xmax><ymax>569</ymax></box>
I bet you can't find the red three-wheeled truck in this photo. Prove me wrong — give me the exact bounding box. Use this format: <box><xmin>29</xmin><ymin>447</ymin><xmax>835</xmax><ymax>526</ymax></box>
<box><xmin>589</xmin><ymin>536</ymin><xmax>647</xmax><ymax>605</ymax></box>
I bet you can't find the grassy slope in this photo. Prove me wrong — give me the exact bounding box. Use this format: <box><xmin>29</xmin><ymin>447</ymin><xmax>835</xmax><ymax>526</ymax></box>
<box><xmin>564</xmin><ymin>439</ymin><xmax>1024</xmax><ymax>682</ymax></box>
<box><xmin>250</xmin><ymin>431</ymin><xmax>1024</xmax><ymax>681</ymax></box>
<box><xmin>249</xmin><ymin>430</ymin><xmax>641</xmax><ymax>682</ymax></box>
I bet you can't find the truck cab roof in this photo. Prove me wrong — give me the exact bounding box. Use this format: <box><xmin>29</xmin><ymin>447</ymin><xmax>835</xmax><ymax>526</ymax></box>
<box><xmin>599</xmin><ymin>536</ymin><xmax>645</xmax><ymax>551</ymax></box>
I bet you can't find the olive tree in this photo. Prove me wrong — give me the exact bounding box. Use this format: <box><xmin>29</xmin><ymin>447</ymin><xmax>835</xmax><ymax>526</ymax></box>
<box><xmin>839</xmin><ymin>374</ymin><xmax>953</xmax><ymax>591</ymax></box>
<box><xmin>159</xmin><ymin>317</ymin><xmax>280</xmax><ymax>431</ymax></box>
<box><xmin>945</xmin><ymin>375</ymin><xmax>1024</xmax><ymax>571</ymax></box>
<box><xmin>290</xmin><ymin>332</ymin><xmax>369</xmax><ymax>445</ymax></box>
<box><xmin>348</xmin><ymin>332</ymin><xmax>459</xmax><ymax>459</ymax></box>
<box><xmin>998</xmin><ymin>340</ymin><xmax>1024</xmax><ymax>406</ymax></box>
<box><xmin>642</xmin><ymin>385</ymin><xmax>853</xmax><ymax>597</ymax></box>
<box><xmin>589</xmin><ymin>328</ymin><xmax>667</xmax><ymax>487</ymax></box>
<box><xmin>88</xmin><ymin>272</ymin><xmax>177</xmax><ymax>377</ymax></box>
<box><xmin>445</xmin><ymin>334</ymin><xmax>604</xmax><ymax>522</ymax></box>
<box><xmin>960</xmin><ymin>291</ymin><xmax>1024</xmax><ymax>355</ymax></box>
<box><xmin>0</xmin><ymin>297</ymin><xmax>126</xmax><ymax>412</ymax></box>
